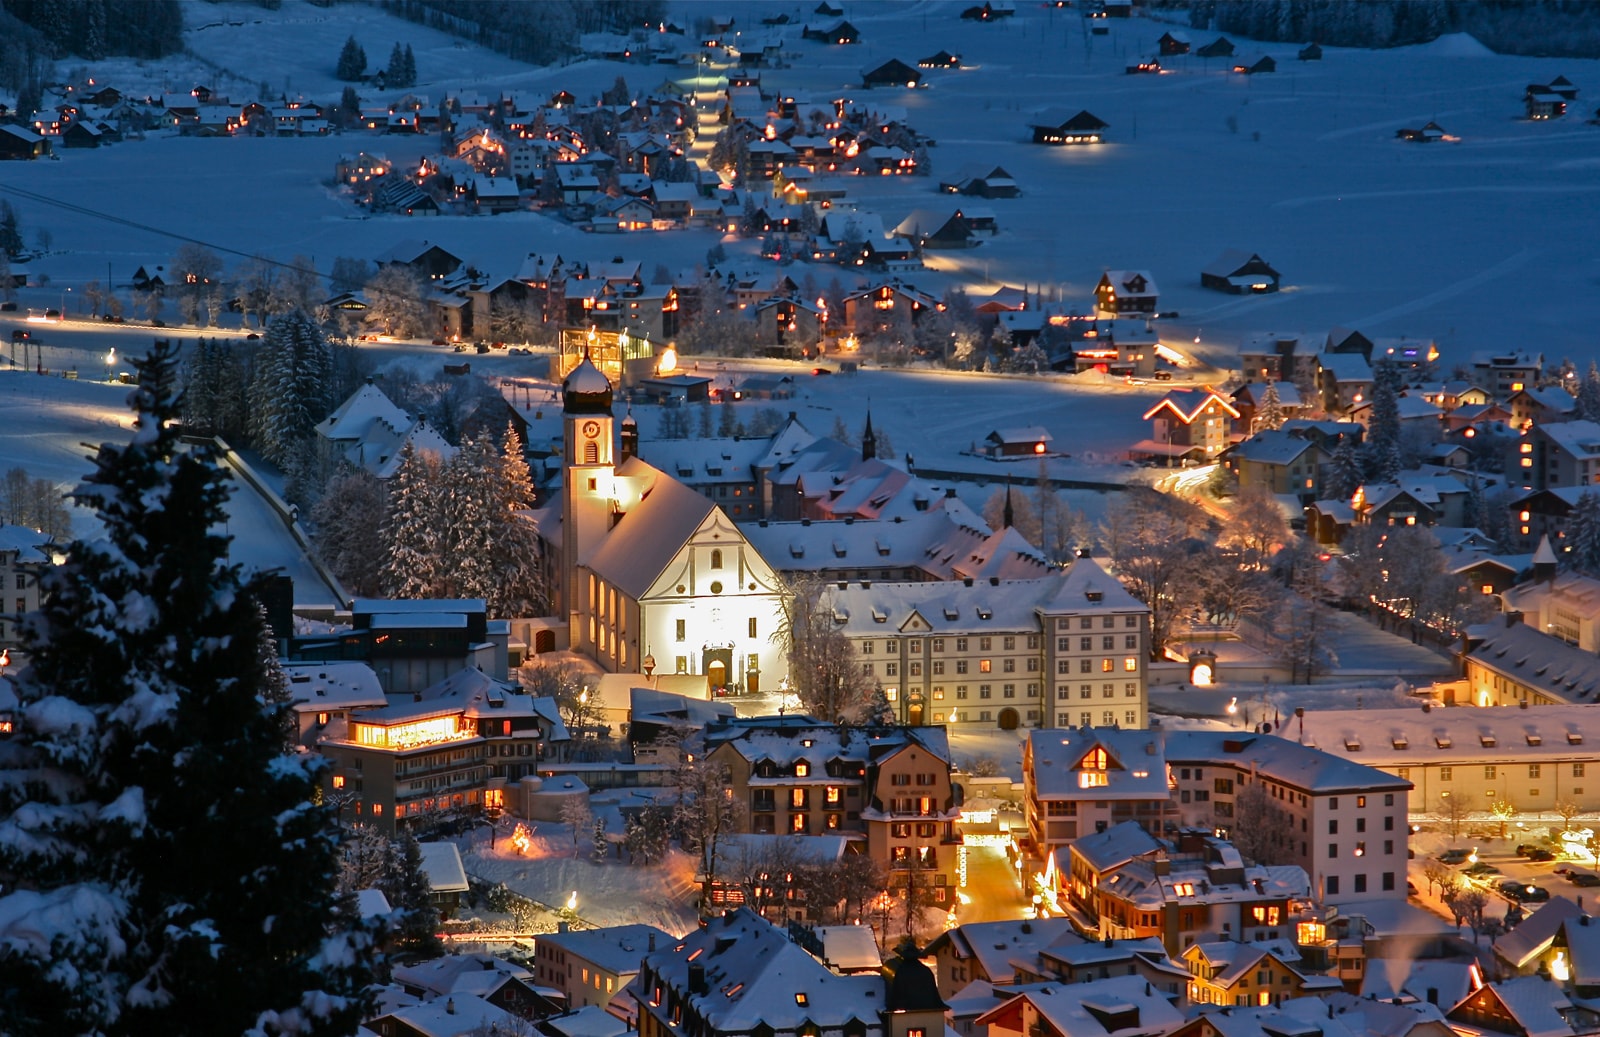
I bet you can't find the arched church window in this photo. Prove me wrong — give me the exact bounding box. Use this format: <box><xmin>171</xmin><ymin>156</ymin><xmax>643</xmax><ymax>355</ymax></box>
<box><xmin>584</xmin><ymin>441</ymin><xmax>598</xmax><ymax>464</ymax></box>
<box><xmin>710</xmin><ymin>549</ymin><xmax>724</xmax><ymax>570</ymax></box>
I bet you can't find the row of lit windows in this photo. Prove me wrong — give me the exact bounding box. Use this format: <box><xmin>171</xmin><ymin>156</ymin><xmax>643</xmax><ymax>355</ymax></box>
<box><xmin>1055</xmin><ymin>683</ymin><xmax>1140</xmax><ymax>699</ymax></box>
<box><xmin>1403</xmin><ymin>763</ymin><xmax>1585</xmax><ymax>781</ymax></box>
<box><xmin>1056</xmin><ymin>658</ymin><xmax>1140</xmax><ymax>674</ymax></box>
<box><xmin>865</xmin><ymin>659</ymin><xmax>1041</xmax><ymax>677</ymax></box>
<box><xmin>1055</xmin><ymin>711</ymin><xmax>1140</xmax><ymax>727</ymax></box>
<box><xmin>861</xmin><ymin>634</ymin><xmax>1040</xmax><ymax>654</ymax></box>
<box><xmin>1058</xmin><ymin>635</ymin><xmax>1142</xmax><ymax>652</ymax></box>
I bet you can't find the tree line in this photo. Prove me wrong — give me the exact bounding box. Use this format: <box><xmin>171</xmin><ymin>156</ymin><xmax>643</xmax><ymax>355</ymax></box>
<box><xmin>1194</xmin><ymin>0</ymin><xmax>1600</xmax><ymax>57</ymax></box>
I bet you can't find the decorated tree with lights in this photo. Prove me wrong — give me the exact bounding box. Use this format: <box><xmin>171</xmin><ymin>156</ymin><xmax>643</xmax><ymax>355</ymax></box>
<box><xmin>0</xmin><ymin>339</ymin><xmax>378</xmax><ymax>1035</ymax></box>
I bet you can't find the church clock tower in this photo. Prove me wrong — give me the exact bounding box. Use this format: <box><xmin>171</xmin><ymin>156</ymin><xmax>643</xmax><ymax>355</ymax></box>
<box><xmin>561</xmin><ymin>356</ymin><xmax>616</xmax><ymax>636</ymax></box>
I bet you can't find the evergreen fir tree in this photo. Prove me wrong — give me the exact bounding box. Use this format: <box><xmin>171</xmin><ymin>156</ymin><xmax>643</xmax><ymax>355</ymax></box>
<box><xmin>697</xmin><ymin>400</ymin><xmax>714</xmax><ymax>439</ymax></box>
<box><xmin>1579</xmin><ymin>362</ymin><xmax>1600</xmax><ymax>424</ymax></box>
<box><xmin>381</xmin><ymin>443</ymin><xmax>445</xmax><ymax>598</ymax></box>
<box><xmin>1256</xmin><ymin>381</ymin><xmax>1285</xmax><ymax>432</ymax></box>
<box><xmin>403</xmin><ymin>44</ymin><xmax>417</xmax><ymax>87</ymax></box>
<box><xmin>717</xmin><ymin>395</ymin><xmax>740</xmax><ymax>437</ymax></box>
<box><xmin>591</xmin><ymin>817</ymin><xmax>610</xmax><ymax>865</ymax></box>
<box><xmin>1365</xmin><ymin>358</ymin><xmax>1404</xmax><ymax>484</ymax></box>
<box><xmin>491</xmin><ymin>426</ymin><xmax>546</xmax><ymax>616</ymax></box>
<box><xmin>386</xmin><ymin>42</ymin><xmax>406</xmax><ymax>86</ymax></box>
<box><xmin>250</xmin><ymin>309</ymin><xmax>334</xmax><ymax>469</ymax></box>
<box><xmin>0</xmin><ymin>201</ymin><xmax>24</xmax><ymax>258</ymax></box>
<box><xmin>1327</xmin><ymin>438</ymin><xmax>1365</xmax><ymax>502</ymax></box>
<box><xmin>381</xmin><ymin>834</ymin><xmax>442</xmax><ymax>957</ymax></box>
<box><xmin>336</xmin><ymin>35</ymin><xmax>367</xmax><ymax>81</ymax></box>
<box><xmin>0</xmin><ymin>340</ymin><xmax>378</xmax><ymax>1035</ymax></box>
<box><xmin>1569</xmin><ymin>491</ymin><xmax>1600</xmax><ymax>577</ymax></box>
<box><xmin>438</xmin><ymin>432</ymin><xmax>500</xmax><ymax>601</ymax></box>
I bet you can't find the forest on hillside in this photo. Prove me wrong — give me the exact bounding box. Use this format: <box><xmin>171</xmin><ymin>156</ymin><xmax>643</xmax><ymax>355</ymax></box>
<box><xmin>379</xmin><ymin>0</ymin><xmax>665</xmax><ymax>66</ymax></box>
<box><xmin>1189</xmin><ymin>0</ymin><xmax>1600</xmax><ymax>58</ymax></box>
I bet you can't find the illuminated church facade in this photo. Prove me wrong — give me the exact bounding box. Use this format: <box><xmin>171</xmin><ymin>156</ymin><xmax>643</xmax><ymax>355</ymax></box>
<box><xmin>542</xmin><ymin>358</ymin><xmax>790</xmax><ymax>693</ymax></box>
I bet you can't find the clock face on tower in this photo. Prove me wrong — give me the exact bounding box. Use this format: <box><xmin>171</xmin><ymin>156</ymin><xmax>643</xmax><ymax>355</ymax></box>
<box><xmin>582</xmin><ymin>420</ymin><xmax>601</xmax><ymax>439</ymax></box>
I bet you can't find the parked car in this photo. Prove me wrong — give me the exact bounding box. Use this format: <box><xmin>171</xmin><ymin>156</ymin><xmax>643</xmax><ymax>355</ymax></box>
<box><xmin>10</xmin><ymin>329</ymin><xmax>29</xmax><ymax>341</ymax></box>
<box><xmin>1527</xmin><ymin>848</ymin><xmax>1555</xmax><ymax>862</ymax></box>
<box><xmin>0</xmin><ymin>301</ymin><xmax>16</xmax><ymax>311</ymax></box>
<box><xmin>1500</xmin><ymin>881</ymin><xmax>1551</xmax><ymax>902</ymax></box>
<box><xmin>1463</xmin><ymin>861</ymin><xmax>1500</xmax><ymax>878</ymax></box>
<box><xmin>1516</xmin><ymin>843</ymin><xmax>1550</xmax><ymax>857</ymax></box>
<box><xmin>1436</xmin><ymin>848</ymin><xmax>1471</xmax><ymax>864</ymax></box>
<box><xmin>1569</xmin><ymin>872</ymin><xmax>1600</xmax><ymax>887</ymax></box>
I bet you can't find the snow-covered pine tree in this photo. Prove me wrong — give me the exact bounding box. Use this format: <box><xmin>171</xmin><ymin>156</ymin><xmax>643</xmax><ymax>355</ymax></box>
<box><xmin>402</xmin><ymin>45</ymin><xmax>417</xmax><ymax>87</ymax></box>
<box><xmin>1579</xmin><ymin>362</ymin><xmax>1600</xmax><ymax>424</ymax></box>
<box><xmin>311</xmin><ymin>468</ymin><xmax>390</xmax><ymax>597</ymax></box>
<box><xmin>0</xmin><ymin>339</ymin><xmax>378</xmax><ymax>1035</ymax></box>
<box><xmin>492</xmin><ymin>425</ymin><xmax>545</xmax><ymax>616</ymax></box>
<box><xmin>1256</xmin><ymin>381</ymin><xmax>1285</xmax><ymax>432</ymax></box>
<box><xmin>591</xmin><ymin>816</ymin><xmax>610</xmax><ymax>865</ymax></box>
<box><xmin>381</xmin><ymin>442</ymin><xmax>446</xmax><ymax>598</ymax></box>
<box><xmin>1365</xmin><ymin>359</ymin><xmax>1403</xmax><ymax>484</ymax></box>
<box><xmin>250</xmin><ymin>309</ymin><xmax>334</xmax><ymax>469</ymax></box>
<box><xmin>1327</xmin><ymin>438</ymin><xmax>1365</xmax><ymax>503</ymax></box>
<box><xmin>386</xmin><ymin>42</ymin><xmax>405</xmax><ymax>86</ymax></box>
<box><xmin>438</xmin><ymin>432</ymin><xmax>500</xmax><ymax>602</ymax></box>
<box><xmin>1568</xmin><ymin>491</ymin><xmax>1600</xmax><ymax>577</ymax></box>
<box><xmin>336</xmin><ymin>35</ymin><xmax>366</xmax><ymax>81</ymax></box>
<box><xmin>381</xmin><ymin>833</ymin><xmax>442</xmax><ymax>957</ymax></box>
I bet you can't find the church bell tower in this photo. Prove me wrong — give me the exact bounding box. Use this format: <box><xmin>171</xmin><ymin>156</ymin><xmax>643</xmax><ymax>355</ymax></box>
<box><xmin>561</xmin><ymin>355</ymin><xmax>616</xmax><ymax>635</ymax></box>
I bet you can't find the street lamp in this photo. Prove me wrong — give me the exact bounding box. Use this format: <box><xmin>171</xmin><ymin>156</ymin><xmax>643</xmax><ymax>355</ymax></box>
<box><xmin>104</xmin><ymin>348</ymin><xmax>116</xmax><ymax>382</ymax></box>
<box><xmin>1226</xmin><ymin>697</ymin><xmax>1239</xmax><ymax>727</ymax></box>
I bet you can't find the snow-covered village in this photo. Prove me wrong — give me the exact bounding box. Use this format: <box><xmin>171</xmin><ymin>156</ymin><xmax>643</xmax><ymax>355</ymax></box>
<box><xmin>5</xmin><ymin>0</ymin><xmax>1600</xmax><ymax>1034</ymax></box>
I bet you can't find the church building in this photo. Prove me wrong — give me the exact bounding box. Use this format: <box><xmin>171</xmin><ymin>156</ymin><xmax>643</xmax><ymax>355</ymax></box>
<box><xmin>541</xmin><ymin>357</ymin><xmax>790</xmax><ymax>694</ymax></box>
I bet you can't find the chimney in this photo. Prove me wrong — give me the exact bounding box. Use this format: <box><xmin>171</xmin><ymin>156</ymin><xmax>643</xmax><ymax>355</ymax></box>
<box><xmin>1426</xmin><ymin>988</ymin><xmax>1439</xmax><ymax>1005</ymax></box>
<box><xmin>688</xmin><ymin>963</ymin><xmax>708</xmax><ymax>994</ymax></box>
<box><xmin>447</xmin><ymin>998</ymin><xmax>456</xmax><ymax>1015</ymax></box>
<box><xmin>649</xmin><ymin>933</ymin><xmax>657</xmax><ymax>951</ymax></box>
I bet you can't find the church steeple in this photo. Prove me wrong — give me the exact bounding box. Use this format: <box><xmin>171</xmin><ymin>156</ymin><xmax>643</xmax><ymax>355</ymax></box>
<box><xmin>1002</xmin><ymin>478</ymin><xmax>1015</xmax><ymax>529</ymax></box>
<box><xmin>862</xmin><ymin>411</ymin><xmax>877</xmax><ymax>462</ymax></box>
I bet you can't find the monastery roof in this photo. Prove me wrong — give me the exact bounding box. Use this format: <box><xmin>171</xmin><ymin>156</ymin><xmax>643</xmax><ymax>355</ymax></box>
<box><xmin>1162</xmin><ymin>731</ymin><xmax>1410</xmax><ymax>795</ymax></box>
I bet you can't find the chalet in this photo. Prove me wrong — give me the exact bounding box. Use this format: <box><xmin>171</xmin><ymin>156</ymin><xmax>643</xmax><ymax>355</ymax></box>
<box><xmin>753</xmin><ymin>295</ymin><xmax>823</xmax><ymax>348</ymax></box>
<box><xmin>1233</xmin><ymin>55</ymin><xmax>1276</xmax><ymax>75</ymax></box>
<box><xmin>371</xmin><ymin>178</ymin><xmax>438</xmax><ymax>216</ymax></box>
<box><xmin>1230</xmin><ymin>381</ymin><xmax>1304</xmax><ymax>431</ymax></box>
<box><xmin>1509</xmin><ymin>419</ymin><xmax>1600</xmax><ymax>492</ymax></box>
<box><xmin>376</xmin><ymin>239</ymin><xmax>462</xmax><ymax>280</ymax></box>
<box><xmin>863</xmin><ymin>59</ymin><xmax>921</xmax><ymax>89</ymax></box>
<box><xmin>594</xmin><ymin>194</ymin><xmax>655</xmax><ymax>231</ymax></box>
<box><xmin>1196</xmin><ymin>37</ymin><xmax>1235</xmax><ymax>59</ymax></box>
<box><xmin>1182</xmin><ymin>942</ymin><xmax>1331</xmax><ymax>1007</ymax></box>
<box><xmin>130</xmin><ymin>264</ymin><xmax>167</xmax><ymax>292</ymax></box>
<box><xmin>1200</xmin><ymin>250</ymin><xmax>1280</xmax><ymax>294</ymax></box>
<box><xmin>1316</xmin><ymin>353</ymin><xmax>1373</xmax><ymax>415</ymax></box>
<box><xmin>1509</xmin><ymin>385</ymin><xmax>1577</xmax><ymax>429</ymax></box>
<box><xmin>841</xmin><ymin>281</ymin><xmax>942</xmax><ymax>331</ymax></box>
<box><xmin>1547</xmin><ymin>74</ymin><xmax>1580</xmax><ymax>100</ymax></box>
<box><xmin>1352</xmin><ymin>482</ymin><xmax>1439</xmax><ymax>528</ymax></box>
<box><xmin>1239</xmin><ymin>334</ymin><xmax>1308</xmax><ymax>384</ymax></box>
<box><xmin>1158</xmin><ymin>32</ymin><xmax>1191</xmax><ymax>55</ymax></box>
<box><xmin>0</xmin><ymin>124</ymin><xmax>48</xmax><ymax>160</ymax></box>
<box><xmin>649</xmin><ymin>181</ymin><xmax>697</xmax><ymax>223</ymax></box>
<box><xmin>975</xmin><ymin>976</ymin><xmax>1182</xmax><ymax>1037</ymax></box>
<box><xmin>1095</xmin><ymin>270</ymin><xmax>1158</xmax><ymax>316</ymax></box>
<box><xmin>984</xmin><ymin>427</ymin><xmax>1054</xmax><ymax>458</ymax></box>
<box><xmin>1508</xmin><ymin>486</ymin><xmax>1588</xmax><ymax>552</ymax></box>
<box><xmin>919</xmin><ymin>50</ymin><xmax>962</xmax><ymax>69</ymax></box>
<box><xmin>1472</xmin><ymin>351</ymin><xmax>1542</xmax><ymax>401</ymax></box>
<box><xmin>1298</xmin><ymin>42</ymin><xmax>1323</xmax><ymax>60</ymax></box>
<box><xmin>1028</xmin><ymin>109</ymin><xmax>1107</xmax><ymax>145</ymax></box>
<box><xmin>892</xmin><ymin>208</ymin><xmax>973</xmax><ymax>250</ymax></box>
<box><xmin>1348</xmin><ymin>391</ymin><xmax>1443</xmax><ymax>430</ymax></box>
<box><xmin>815</xmin><ymin>1</ymin><xmax>843</xmax><ymax>14</ymax></box>
<box><xmin>61</xmin><ymin>121</ymin><xmax>103</xmax><ymax>147</ymax></box>
<box><xmin>1397</xmin><ymin>120</ymin><xmax>1448</xmax><ymax>142</ymax></box>
<box><xmin>1527</xmin><ymin>87</ymin><xmax>1567</xmax><ymax>120</ymax></box>
<box><xmin>961</xmin><ymin>2</ymin><xmax>1015</xmax><ymax>20</ymax></box>
<box><xmin>1135</xmin><ymin>388</ymin><xmax>1240</xmax><ymax>461</ymax></box>
<box><xmin>940</xmin><ymin>164</ymin><xmax>1019</xmax><ymax>198</ymax></box>
<box><xmin>1444</xmin><ymin>401</ymin><xmax>1513</xmax><ymax>435</ymax></box>
<box><xmin>1230</xmin><ymin>430</ymin><xmax>1328</xmax><ymax>500</ymax></box>
<box><xmin>468</xmin><ymin>175</ymin><xmax>520</xmax><ymax>214</ymax></box>
<box><xmin>802</xmin><ymin>20</ymin><xmax>859</xmax><ymax>44</ymax></box>
<box><xmin>1075</xmin><ymin>325</ymin><xmax>1158</xmax><ymax>379</ymax></box>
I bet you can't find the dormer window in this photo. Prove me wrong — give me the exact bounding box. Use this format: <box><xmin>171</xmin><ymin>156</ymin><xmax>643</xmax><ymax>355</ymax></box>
<box><xmin>795</xmin><ymin>762</ymin><xmax>810</xmax><ymax>777</ymax></box>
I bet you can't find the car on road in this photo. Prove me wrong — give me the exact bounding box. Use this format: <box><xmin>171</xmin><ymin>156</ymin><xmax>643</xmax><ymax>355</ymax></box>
<box><xmin>1569</xmin><ymin>872</ymin><xmax>1600</xmax><ymax>887</ymax></box>
<box><xmin>1436</xmin><ymin>848</ymin><xmax>1471</xmax><ymax>864</ymax></box>
<box><xmin>1500</xmin><ymin>881</ymin><xmax>1551</xmax><ymax>902</ymax></box>
<box><xmin>1526</xmin><ymin>848</ymin><xmax>1555</xmax><ymax>862</ymax></box>
<box><xmin>1463</xmin><ymin>862</ymin><xmax>1500</xmax><ymax>878</ymax></box>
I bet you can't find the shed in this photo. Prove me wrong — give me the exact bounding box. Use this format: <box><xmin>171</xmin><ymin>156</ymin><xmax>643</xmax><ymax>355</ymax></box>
<box><xmin>863</xmin><ymin>59</ymin><xmax>922</xmax><ymax>89</ymax></box>
<box><xmin>1298</xmin><ymin>42</ymin><xmax>1323</xmax><ymax>60</ymax></box>
<box><xmin>1201</xmin><ymin>250</ymin><xmax>1281</xmax><ymax>294</ymax></box>
<box><xmin>1196</xmin><ymin>36</ymin><xmax>1235</xmax><ymax>58</ymax></box>
<box><xmin>1028</xmin><ymin>109</ymin><xmax>1107</xmax><ymax>145</ymax></box>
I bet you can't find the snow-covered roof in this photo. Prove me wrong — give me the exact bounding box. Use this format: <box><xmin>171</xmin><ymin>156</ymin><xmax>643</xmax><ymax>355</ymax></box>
<box><xmin>541</xmin><ymin>923</ymin><xmax>673</xmax><ymax>975</ymax></box>
<box><xmin>973</xmin><ymin>975</ymin><xmax>1183</xmax><ymax>1037</ymax></box>
<box><xmin>1458</xmin><ymin>976</ymin><xmax>1576</xmax><ymax>1037</ymax></box>
<box><xmin>1319</xmin><ymin>352</ymin><xmax>1374</xmax><ymax>382</ymax></box>
<box><xmin>706</xmin><ymin>714</ymin><xmax>951</xmax><ymax>770</ymax></box>
<box><xmin>1539</xmin><ymin>419</ymin><xmax>1600</xmax><ymax>458</ymax></box>
<box><xmin>1493</xmin><ymin>897</ymin><xmax>1585</xmax><ymax>970</ymax></box>
<box><xmin>808</xmin><ymin>925</ymin><xmax>883</xmax><ymax>972</ymax></box>
<box><xmin>1061</xmin><ymin>819</ymin><xmax>1164</xmax><ymax>872</ymax></box>
<box><xmin>635</xmin><ymin>907</ymin><xmax>886</xmax><ymax>1033</ymax></box>
<box><xmin>370</xmin><ymin>994</ymin><xmax>518</xmax><ymax>1037</ymax></box>
<box><xmin>1162</xmin><ymin>731</ymin><xmax>1410</xmax><ymax>795</ymax></box>
<box><xmin>1029</xmin><ymin>727</ymin><xmax>1168</xmax><ymax>803</ymax></box>
<box><xmin>1100</xmin><ymin>270</ymin><xmax>1159</xmax><ymax>298</ymax></box>
<box><xmin>393</xmin><ymin>952</ymin><xmax>534</xmax><ymax>998</ymax></box>
<box><xmin>282</xmin><ymin>661</ymin><xmax>387</xmax><ymax>712</ymax></box>
<box><xmin>583</xmin><ymin>456</ymin><xmax>718</xmax><ymax>599</ymax></box>
<box><xmin>1306</xmin><ymin>701</ymin><xmax>1600</xmax><ymax>769</ymax></box>
<box><xmin>355</xmin><ymin>888</ymin><xmax>391</xmax><ymax>918</ymax></box>
<box><xmin>0</xmin><ymin>524</ymin><xmax>53</xmax><ymax>561</ymax></box>
<box><xmin>546</xmin><ymin>1004</ymin><xmax>631</xmax><ymax>1037</ymax></box>
<box><xmin>1231</xmin><ymin>429</ymin><xmax>1320</xmax><ymax>466</ymax></box>
<box><xmin>933</xmin><ymin>917</ymin><xmax>1082</xmax><ymax>981</ymax></box>
<box><xmin>416</xmin><ymin>842</ymin><xmax>469</xmax><ymax>894</ymax></box>
<box><xmin>1463</xmin><ymin>621</ymin><xmax>1600</xmax><ymax>703</ymax></box>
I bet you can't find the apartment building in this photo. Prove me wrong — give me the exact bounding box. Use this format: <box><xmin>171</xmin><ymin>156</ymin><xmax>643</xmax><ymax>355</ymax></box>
<box><xmin>317</xmin><ymin>667</ymin><xmax>568</xmax><ymax>832</ymax></box>
<box><xmin>702</xmin><ymin>715</ymin><xmax>959</xmax><ymax>895</ymax></box>
<box><xmin>1058</xmin><ymin>823</ymin><xmax>1312</xmax><ymax>956</ymax></box>
<box><xmin>1165</xmin><ymin>731</ymin><xmax>1412</xmax><ymax>906</ymax></box>
<box><xmin>533</xmin><ymin>922</ymin><xmax>672</xmax><ymax>1011</ymax></box>
<box><xmin>827</xmin><ymin>556</ymin><xmax>1150</xmax><ymax>731</ymax></box>
<box><xmin>1023</xmin><ymin>727</ymin><xmax>1173</xmax><ymax>859</ymax></box>
<box><xmin>0</xmin><ymin>524</ymin><xmax>53</xmax><ymax>648</ymax></box>
<box><xmin>1509</xmin><ymin>420</ymin><xmax>1600</xmax><ymax>492</ymax></box>
<box><xmin>1302</xmin><ymin>702</ymin><xmax>1600</xmax><ymax>818</ymax></box>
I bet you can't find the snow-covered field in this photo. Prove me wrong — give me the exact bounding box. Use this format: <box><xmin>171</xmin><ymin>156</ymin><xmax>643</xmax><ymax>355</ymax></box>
<box><xmin>4</xmin><ymin>0</ymin><xmax>1597</xmax><ymax>361</ymax></box>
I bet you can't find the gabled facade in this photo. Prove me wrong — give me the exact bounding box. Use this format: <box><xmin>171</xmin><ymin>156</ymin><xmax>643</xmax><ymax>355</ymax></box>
<box><xmin>1140</xmin><ymin>389</ymin><xmax>1240</xmax><ymax>458</ymax></box>
<box><xmin>1025</xmin><ymin>730</ymin><xmax>1171</xmax><ymax>857</ymax></box>
<box><xmin>1095</xmin><ymin>271</ymin><xmax>1159</xmax><ymax>316</ymax></box>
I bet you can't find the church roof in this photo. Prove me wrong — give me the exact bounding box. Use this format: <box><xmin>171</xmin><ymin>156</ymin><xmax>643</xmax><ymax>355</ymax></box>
<box><xmin>564</xmin><ymin>356</ymin><xmax>614</xmax><ymax>414</ymax></box>
<box><xmin>583</xmin><ymin>456</ymin><xmax>717</xmax><ymax>598</ymax></box>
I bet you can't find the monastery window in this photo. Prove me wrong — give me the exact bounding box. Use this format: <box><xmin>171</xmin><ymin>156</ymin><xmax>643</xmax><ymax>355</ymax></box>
<box><xmin>1125</xmin><ymin>710</ymin><xmax>1136</xmax><ymax>725</ymax></box>
<box><xmin>1103</xmin><ymin>617</ymin><xmax>1115</xmax><ymax>629</ymax></box>
<box><xmin>1081</xmin><ymin>618</ymin><xmax>1093</xmax><ymax>630</ymax></box>
<box><xmin>885</xmin><ymin>663</ymin><xmax>898</xmax><ymax>677</ymax></box>
<box><xmin>862</xmin><ymin>641</ymin><xmax>874</xmax><ymax>654</ymax></box>
<box><xmin>1003</xmin><ymin>659</ymin><xmax>1015</xmax><ymax>673</ymax></box>
<box><xmin>1080</xmin><ymin>660</ymin><xmax>1092</xmax><ymax>673</ymax></box>
<box><xmin>1124</xmin><ymin>658</ymin><xmax>1138</xmax><ymax>671</ymax></box>
<box><xmin>910</xmin><ymin>640</ymin><xmax>921</xmax><ymax>653</ymax></box>
<box><xmin>1028</xmin><ymin>635</ymin><xmax>1040</xmax><ymax>649</ymax></box>
<box><xmin>910</xmin><ymin>662</ymin><xmax>922</xmax><ymax>677</ymax></box>
<box><xmin>980</xmin><ymin>637</ymin><xmax>992</xmax><ymax>651</ymax></box>
<box><xmin>1028</xmin><ymin>658</ymin><xmax>1040</xmax><ymax>672</ymax></box>
<box><xmin>887</xmin><ymin>640</ymin><xmax>900</xmax><ymax>652</ymax></box>
<box><xmin>932</xmin><ymin>638</ymin><xmax>945</xmax><ymax>652</ymax></box>
<box><xmin>676</xmin><ymin>620</ymin><xmax>686</xmax><ymax>642</ymax></box>
<box><xmin>1103</xmin><ymin>636</ymin><xmax>1114</xmax><ymax>651</ymax></box>
<box><xmin>1578</xmin><ymin>764</ymin><xmax>1587</xmax><ymax>777</ymax></box>
<box><xmin>1125</xmin><ymin>635</ymin><xmax>1138</xmax><ymax>649</ymax></box>
<box><xmin>1081</xmin><ymin>637</ymin><xmax>1092</xmax><ymax>651</ymax></box>
<box><xmin>956</xmin><ymin>638</ymin><xmax>969</xmax><ymax>652</ymax></box>
<box><xmin>1004</xmin><ymin>636</ymin><xmax>1016</xmax><ymax>650</ymax></box>
<box><xmin>1125</xmin><ymin>683</ymin><xmax>1137</xmax><ymax>697</ymax></box>
<box><xmin>933</xmin><ymin>661</ymin><xmax>945</xmax><ymax>675</ymax></box>
<box><xmin>956</xmin><ymin>661</ymin><xmax>969</xmax><ymax>674</ymax></box>
<box><xmin>1102</xmin><ymin>659</ymin><xmax>1114</xmax><ymax>672</ymax></box>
